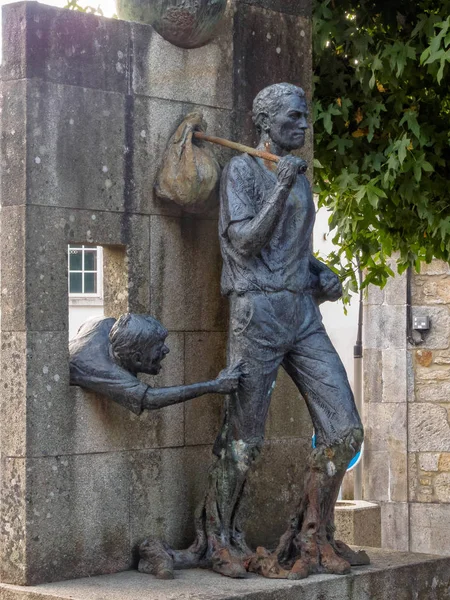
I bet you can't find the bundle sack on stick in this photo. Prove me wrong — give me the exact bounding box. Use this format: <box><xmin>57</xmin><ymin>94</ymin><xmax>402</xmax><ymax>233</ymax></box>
<box><xmin>155</xmin><ymin>112</ymin><xmax>221</xmax><ymax>214</ymax></box>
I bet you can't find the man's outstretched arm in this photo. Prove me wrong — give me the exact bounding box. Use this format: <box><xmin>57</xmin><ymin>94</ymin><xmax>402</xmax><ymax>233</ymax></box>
<box><xmin>142</xmin><ymin>363</ymin><xmax>241</xmax><ymax>411</ymax></box>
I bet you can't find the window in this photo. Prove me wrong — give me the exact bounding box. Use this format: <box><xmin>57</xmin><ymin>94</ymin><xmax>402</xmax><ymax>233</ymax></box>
<box><xmin>68</xmin><ymin>245</ymin><xmax>103</xmax><ymax>297</ymax></box>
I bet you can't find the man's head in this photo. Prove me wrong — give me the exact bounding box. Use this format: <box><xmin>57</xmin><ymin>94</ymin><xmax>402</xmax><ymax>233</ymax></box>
<box><xmin>109</xmin><ymin>313</ymin><xmax>169</xmax><ymax>375</ymax></box>
<box><xmin>253</xmin><ymin>83</ymin><xmax>308</xmax><ymax>151</ymax></box>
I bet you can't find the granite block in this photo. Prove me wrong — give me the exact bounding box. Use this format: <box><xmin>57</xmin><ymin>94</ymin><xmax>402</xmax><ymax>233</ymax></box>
<box><xmin>232</xmin><ymin>6</ymin><xmax>312</xmax><ymax>116</ymax></box>
<box><xmin>2</xmin><ymin>2</ymin><xmax>131</xmax><ymax>93</ymax></box>
<box><xmin>0</xmin><ymin>206</ymin><xmax>26</xmax><ymax>332</ymax></box>
<box><xmin>380</xmin><ymin>502</ymin><xmax>409</xmax><ymax>552</ymax></box>
<box><xmin>246</xmin><ymin>439</ymin><xmax>311</xmax><ymax>549</ymax></box>
<box><xmin>234</xmin><ymin>0</ymin><xmax>312</xmax><ymax>17</ymax></box>
<box><xmin>24</xmin><ymin>80</ymin><xmax>126</xmax><ymax>213</ymax></box>
<box><xmin>0</xmin><ymin>333</ymin><xmax>27</xmax><ymax>457</ymax></box>
<box><xmin>149</xmin><ymin>215</ymin><xmax>227</xmax><ymax>331</ymax></box>
<box><xmin>131</xmin><ymin>12</ymin><xmax>233</xmax><ymax>109</ymax></box>
<box><xmin>129</xmin><ymin>446</ymin><xmax>213</xmax><ymax>552</ymax></box>
<box><xmin>410</xmin><ymin>503</ymin><xmax>450</xmax><ymax>556</ymax></box>
<box><xmin>0</xmin><ymin>458</ymin><xmax>27</xmax><ymax>584</ymax></box>
<box><xmin>19</xmin><ymin>453</ymin><xmax>131</xmax><ymax>585</ymax></box>
<box><xmin>1</xmin><ymin>80</ymin><xmax>27</xmax><ymax>208</ymax></box>
<box><xmin>266</xmin><ymin>368</ymin><xmax>313</xmax><ymax>441</ymax></box>
<box><xmin>184</xmin><ymin>332</ymin><xmax>227</xmax><ymax>446</ymax></box>
<box><xmin>409</xmin><ymin>403</ymin><xmax>450</xmax><ymax>452</ymax></box>
<box><xmin>364</xmin><ymin>304</ymin><xmax>407</xmax><ymax>350</ymax></box>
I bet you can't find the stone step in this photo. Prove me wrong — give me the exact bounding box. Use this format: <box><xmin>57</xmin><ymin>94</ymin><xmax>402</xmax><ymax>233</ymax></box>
<box><xmin>0</xmin><ymin>548</ymin><xmax>449</xmax><ymax>600</ymax></box>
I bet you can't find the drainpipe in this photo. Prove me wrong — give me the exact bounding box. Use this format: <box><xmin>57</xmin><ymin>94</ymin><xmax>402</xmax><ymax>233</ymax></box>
<box><xmin>353</xmin><ymin>259</ymin><xmax>363</xmax><ymax>500</ymax></box>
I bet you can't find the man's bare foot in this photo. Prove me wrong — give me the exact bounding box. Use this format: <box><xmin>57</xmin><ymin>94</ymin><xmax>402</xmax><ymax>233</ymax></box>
<box><xmin>288</xmin><ymin>558</ymin><xmax>309</xmax><ymax>580</ymax></box>
<box><xmin>320</xmin><ymin>543</ymin><xmax>351</xmax><ymax>575</ymax></box>
<box><xmin>333</xmin><ymin>539</ymin><xmax>370</xmax><ymax>566</ymax></box>
<box><xmin>212</xmin><ymin>548</ymin><xmax>248</xmax><ymax>579</ymax></box>
<box><xmin>139</xmin><ymin>538</ymin><xmax>174</xmax><ymax>580</ymax></box>
<box><xmin>246</xmin><ymin>547</ymin><xmax>290</xmax><ymax>579</ymax></box>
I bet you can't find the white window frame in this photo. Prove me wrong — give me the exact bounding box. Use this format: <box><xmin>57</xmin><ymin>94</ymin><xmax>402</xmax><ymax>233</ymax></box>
<box><xmin>68</xmin><ymin>245</ymin><xmax>104</xmax><ymax>307</ymax></box>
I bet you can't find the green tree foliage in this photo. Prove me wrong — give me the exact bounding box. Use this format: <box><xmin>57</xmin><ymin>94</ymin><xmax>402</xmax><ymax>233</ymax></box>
<box><xmin>65</xmin><ymin>0</ymin><xmax>104</xmax><ymax>15</ymax></box>
<box><xmin>313</xmin><ymin>0</ymin><xmax>450</xmax><ymax>301</ymax></box>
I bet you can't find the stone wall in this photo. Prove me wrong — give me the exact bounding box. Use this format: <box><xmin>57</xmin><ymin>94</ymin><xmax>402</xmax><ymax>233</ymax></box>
<box><xmin>0</xmin><ymin>0</ymin><xmax>312</xmax><ymax>585</ymax></box>
<box><xmin>363</xmin><ymin>259</ymin><xmax>450</xmax><ymax>556</ymax></box>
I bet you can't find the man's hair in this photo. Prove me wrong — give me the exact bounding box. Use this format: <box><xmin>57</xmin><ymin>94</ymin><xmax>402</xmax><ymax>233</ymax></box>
<box><xmin>109</xmin><ymin>313</ymin><xmax>168</xmax><ymax>360</ymax></box>
<box><xmin>253</xmin><ymin>83</ymin><xmax>306</xmax><ymax>134</ymax></box>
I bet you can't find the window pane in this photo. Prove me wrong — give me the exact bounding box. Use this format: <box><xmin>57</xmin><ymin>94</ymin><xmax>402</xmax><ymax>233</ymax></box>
<box><xmin>70</xmin><ymin>272</ymin><xmax>83</xmax><ymax>294</ymax></box>
<box><xmin>84</xmin><ymin>273</ymin><xmax>97</xmax><ymax>294</ymax></box>
<box><xmin>69</xmin><ymin>249</ymin><xmax>83</xmax><ymax>271</ymax></box>
<box><xmin>84</xmin><ymin>251</ymin><xmax>97</xmax><ymax>271</ymax></box>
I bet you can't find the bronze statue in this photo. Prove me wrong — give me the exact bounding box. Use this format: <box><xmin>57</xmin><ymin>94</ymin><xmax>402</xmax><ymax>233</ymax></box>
<box><xmin>69</xmin><ymin>314</ymin><xmax>241</xmax><ymax>413</ymax></box>
<box><xmin>140</xmin><ymin>83</ymin><xmax>367</xmax><ymax>580</ymax></box>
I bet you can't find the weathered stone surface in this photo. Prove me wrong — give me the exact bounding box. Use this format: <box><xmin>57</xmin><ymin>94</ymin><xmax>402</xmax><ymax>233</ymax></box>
<box><xmin>103</xmin><ymin>246</ymin><xmax>129</xmax><ymax>318</ymax></box>
<box><xmin>384</xmin><ymin>272</ymin><xmax>407</xmax><ymax>305</ymax></box>
<box><xmin>0</xmin><ymin>458</ymin><xmax>27</xmax><ymax>584</ymax></box>
<box><xmin>366</xmin><ymin>283</ymin><xmax>385</xmax><ymax>305</ymax></box>
<box><xmin>416</xmin><ymin>349</ymin><xmax>433</xmax><ymax>367</ymax></box>
<box><xmin>379</xmin><ymin>502</ymin><xmax>409</xmax><ymax>552</ymax></box>
<box><xmin>0</xmin><ymin>332</ymin><xmax>27</xmax><ymax>456</ymax></box>
<box><xmin>2</xmin><ymin>2</ymin><xmax>132</xmax><ymax>93</ymax></box>
<box><xmin>235</xmin><ymin>0</ymin><xmax>311</xmax><ymax>17</ymax></box>
<box><xmin>1</xmin><ymin>80</ymin><xmax>27</xmax><ymax>208</ymax></box>
<box><xmin>363</xmin><ymin>405</ymin><xmax>407</xmax><ymax>502</ymax></box>
<box><xmin>409</xmin><ymin>403</ymin><xmax>450</xmax><ymax>452</ymax></box>
<box><xmin>364</xmin><ymin>304</ymin><xmax>407</xmax><ymax>350</ymax></box>
<box><xmin>334</xmin><ymin>500</ymin><xmax>381</xmax><ymax>548</ymax></box>
<box><xmin>132</xmin><ymin>15</ymin><xmax>233</xmax><ymax>109</ymax></box>
<box><xmin>419</xmin><ymin>453</ymin><xmax>440</xmax><ymax>472</ymax></box>
<box><xmin>266</xmin><ymin>368</ymin><xmax>313</xmax><ymax>441</ymax></box>
<box><xmin>25</xmin><ymin>81</ymin><xmax>126</xmax><ymax>213</ymax></box>
<box><xmin>363</xmin><ymin>348</ymin><xmax>382</xmax><ymax>403</ymax></box>
<box><xmin>1</xmin><ymin>549</ymin><xmax>450</xmax><ymax>600</ymax></box>
<box><xmin>412</xmin><ymin>275</ymin><xmax>450</xmax><ymax>305</ymax></box>
<box><xmin>184</xmin><ymin>332</ymin><xmax>227</xmax><ymax>446</ymax></box>
<box><xmin>382</xmin><ymin>348</ymin><xmax>407</xmax><ymax>403</ymax></box>
<box><xmin>149</xmin><ymin>215</ymin><xmax>227</xmax><ymax>331</ymax></box>
<box><xmin>246</xmin><ymin>439</ymin><xmax>309</xmax><ymax>549</ymax></box>
<box><xmin>129</xmin><ymin>446</ymin><xmax>212</xmax><ymax>552</ymax></box>
<box><xmin>0</xmin><ymin>206</ymin><xmax>26</xmax><ymax>332</ymax></box>
<box><xmin>439</xmin><ymin>453</ymin><xmax>450</xmax><ymax>471</ymax></box>
<box><xmin>23</xmin><ymin>454</ymin><xmax>130</xmax><ymax>585</ymax></box>
<box><xmin>410</xmin><ymin>503</ymin><xmax>450</xmax><ymax>556</ymax></box>
<box><xmin>232</xmin><ymin>6</ymin><xmax>312</xmax><ymax>116</ymax></box>
<box><xmin>416</xmin><ymin>381</ymin><xmax>450</xmax><ymax>402</ymax></box>
<box><xmin>411</xmin><ymin>306</ymin><xmax>450</xmax><ymax>350</ymax></box>
<box><xmin>420</xmin><ymin>260</ymin><xmax>450</xmax><ymax>276</ymax></box>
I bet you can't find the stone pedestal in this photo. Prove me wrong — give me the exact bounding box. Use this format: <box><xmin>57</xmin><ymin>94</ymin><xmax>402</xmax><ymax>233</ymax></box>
<box><xmin>0</xmin><ymin>549</ymin><xmax>449</xmax><ymax>600</ymax></box>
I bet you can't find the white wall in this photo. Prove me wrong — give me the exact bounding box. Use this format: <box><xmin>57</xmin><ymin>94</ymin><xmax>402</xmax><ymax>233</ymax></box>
<box><xmin>313</xmin><ymin>204</ymin><xmax>359</xmax><ymax>388</ymax></box>
<box><xmin>69</xmin><ymin>303</ymin><xmax>104</xmax><ymax>340</ymax></box>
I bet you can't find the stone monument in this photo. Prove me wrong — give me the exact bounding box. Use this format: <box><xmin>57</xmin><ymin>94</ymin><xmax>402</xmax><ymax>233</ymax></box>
<box><xmin>1</xmin><ymin>2</ymin><xmax>450</xmax><ymax>599</ymax></box>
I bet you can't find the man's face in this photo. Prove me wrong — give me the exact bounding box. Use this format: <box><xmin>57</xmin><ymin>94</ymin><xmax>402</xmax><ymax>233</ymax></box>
<box><xmin>136</xmin><ymin>336</ymin><xmax>170</xmax><ymax>375</ymax></box>
<box><xmin>268</xmin><ymin>94</ymin><xmax>308</xmax><ymax>152</ymax></box>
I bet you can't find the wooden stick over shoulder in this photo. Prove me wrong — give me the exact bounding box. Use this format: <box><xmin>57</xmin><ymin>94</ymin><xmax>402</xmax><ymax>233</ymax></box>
<box><xmin>194</xmin><ymin>131</ymin><xmax>280</xmax><ymax>163</ymax></box>
<box><xmin>193</xmin><ymin>131</ymin><xmax>308</xmax><ymax>174</ymax></box>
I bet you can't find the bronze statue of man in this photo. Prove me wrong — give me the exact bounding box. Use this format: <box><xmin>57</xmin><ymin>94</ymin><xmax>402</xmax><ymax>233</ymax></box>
<box><xmin>142</xmin><ymin>83</ymin><xmax>365</xmax><ymax>580</ymax></box>
<box><xmin>69</xmin><ymin>314</ymin><xmax>241</xmax><ymax>413</ymax></box>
